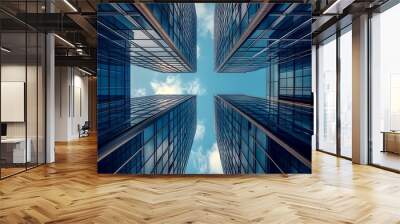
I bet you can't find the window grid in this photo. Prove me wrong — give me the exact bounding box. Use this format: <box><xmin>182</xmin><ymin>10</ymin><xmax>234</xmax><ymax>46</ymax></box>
<box><xmin>214</xmin><ymin>3</ymin><xmax>311</xmax><ymax>73</ymax></box>
<box><xmin>98</xmin><ymin>96</ymin><xmax>196</xmax><ymax>175</ymax></box>
<box><xmin>98</xmin><ymin>3</ymin><xmax>196</xmax><ymax>73</ymax></box>
<box><xmin>215</xmin><ymin>95</ymin><xmax>312</xmax><ymax>174</ymax></box>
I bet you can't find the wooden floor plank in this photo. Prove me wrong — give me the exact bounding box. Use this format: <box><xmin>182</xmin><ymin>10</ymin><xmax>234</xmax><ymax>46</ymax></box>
<box><xmin>1</xmin><ymin>135</ymin><xmax>400</xmax><ymax>223</ymax></box>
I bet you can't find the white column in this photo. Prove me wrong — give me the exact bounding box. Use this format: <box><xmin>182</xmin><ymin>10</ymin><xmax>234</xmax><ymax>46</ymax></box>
<box><xmin>352</xmin><ymin>14</ymin><xmax>369</xmax><ymax>164</ymax></box>
<box><xmin>46</xmin><ymin>32</ymin><xmax>55</xmax><ymax>163</ymax></box>
<box><xmin>45</xmin><ymin>0</ymin><xmax>56</xmax><ymax>163</ymax></box>
<box><xmin>46</xmin><ymin>34</ymin><xmax>55</xmax><ymax>163</ymax></box>
<box><xmin>312</xmin><ymin>45</ymin><xmax>317</xmax><ymax>151</ymax></box>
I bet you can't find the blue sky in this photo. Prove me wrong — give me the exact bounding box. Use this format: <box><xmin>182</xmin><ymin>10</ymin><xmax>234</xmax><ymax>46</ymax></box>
<box><xmin>131</xmin><ymin>3</ymin><xmax>266</xmax><ymax>174</ymax></box>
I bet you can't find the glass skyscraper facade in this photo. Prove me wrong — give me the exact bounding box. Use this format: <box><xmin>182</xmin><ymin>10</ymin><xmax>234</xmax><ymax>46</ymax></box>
<box><xmin>97</xmin><ymin>3</ymin><xmax>196</xmax><ymax>73</ymax></box>
<box><xmin>145</xmin><ymin>3</ymin><xmax>197</xmax><ymax>72</ymax></box>
<box><xmin>97</xmin><ymin>11</ymin><xmax>131</xmax><ymax>149</ymax></box>
<box><xmin>97</xmin><ymin>3</ymin><xmax>197</xmax><ymax>175</ymax></box>
<box><xmin>214</xmin><ymin>3</ymin><xmax>312</xmax><ymax>104</ymax></box>
<box><xmin>214</xmin><ymin>3</ymin><xmax>311</xmax><ymax>73</ymax></box>
<box><xmin>214</xmin><ymin>3</ymin><xmax>262</xmax><ymax>73</ymax></box>
<box><xmin>215</xmin><ymin>95</ymin><xmax>312</xmax><ymax>174</ymax></box>
<box><xmin>268</xmin><ymin>54</ymin><xmax>312</xmax><ymax>104</ymax></box>
<box><xmin>98</xmin><ymin>95</ymin><xmax>196</xmax><ymax>174</ymax></box>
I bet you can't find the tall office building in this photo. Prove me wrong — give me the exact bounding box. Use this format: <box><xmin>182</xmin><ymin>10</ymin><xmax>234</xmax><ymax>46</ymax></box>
<box><xmin>97</xmin><ymin>2</ymin><xmax>197</xmax><ymax>168</ymax></box>
<box><xmin>98</xmin><ymin>95</ymin><xmax>196</xmax><ymax>174</ymax></box>
<box><xmin>98</xmin><ymin>3</ymin><xmax>196</xmax><ymax>73</ymax></box>
<box><xmin>215</xmin><ymin>95</ymin><xmax>312</xmax><ymax>174</ymax></box>
<box><xmin>214</xmin><ymin>3</ymin><xmax>312</xmax><ymax>104</ymax></box>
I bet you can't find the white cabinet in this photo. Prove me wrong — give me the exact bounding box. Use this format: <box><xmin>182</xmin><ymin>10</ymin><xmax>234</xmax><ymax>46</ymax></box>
<box><xmin>1</xmin><ymin>138</ymin><xmax>32</xmax><ymax>163</ymax></box>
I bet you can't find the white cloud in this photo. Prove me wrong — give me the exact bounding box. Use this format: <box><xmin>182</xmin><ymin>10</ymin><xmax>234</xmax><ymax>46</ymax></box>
<box><xmin>195</xmin><ymin>3</ymin><xmax>214</xmax><ymax>38</ymax></box>
<box><xmin>150</xmin><ymin>76</ymin><xmax>183</xmax><ymax>95</ymax></box>
<box><xmin>150</xmin><ymin>76</ymin><xmax>206</xmax><ymax>96</ymax></box>
<box><xmin>197</xmin><ymin>45</ymin><xmax>200</xmax><ymax>59</ymax></box>
<box><xmin>188</xmin><ymin>142</ymin><xmax>223</xmax><ymax>174</ymax></box>
<box><xmin>132</xmin><ymin>88</ymin><xmax>146</xmax><ymax>97</ymax></box>
<box><xmin>185</xmin><ymin>78</ymin><xmax>206</xmax><ymax>95</ymax></box>
<box><xmin>208</xmin><ymin>143</ymin><xmax>223</xmax><ymax>174</ymax></box>
<box><xmin>194</xmin><ymin>120</ymin><xmax>205</xmax><ymax>141</ymax></box>
<box><xmin>190</xmin><ymin>146</ymin><xmax>208</xmax><ymax>173</ymax></box>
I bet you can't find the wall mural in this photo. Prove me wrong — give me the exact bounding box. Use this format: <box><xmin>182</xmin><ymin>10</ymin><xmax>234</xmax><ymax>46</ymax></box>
<box><xmin>97</xmin><ymin>2</ymin><xmax>313</xmax><ymax>175</ymax></box>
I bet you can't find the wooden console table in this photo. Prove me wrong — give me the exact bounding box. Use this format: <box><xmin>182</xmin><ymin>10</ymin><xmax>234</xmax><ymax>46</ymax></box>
<box><xmin>382</xmin><ymin>131</ymin><xmax>400</xmax><ymax>154</ymax></box>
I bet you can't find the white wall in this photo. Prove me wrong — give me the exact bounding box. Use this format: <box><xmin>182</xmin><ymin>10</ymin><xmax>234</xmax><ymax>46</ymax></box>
<box><xmin>1</xmin><ymin>63</ymin><xmax>46</xmax><ymax>164</ymax></box>
<box><xmin>1</xmin><ymin>64</ymin><xmax>41</xmax><ymax>138</ymax></box>
<box><xmin>55</xmin><ymin>66</ymin><xmax>70</xmax><ymax>141</ymax></box>
<box><xmin>1</xmin><ymin>64</ymin><xmax>26</xmax><ymax>138</ymax></box>
<box><xmin>72</xmin><ymin>72</ymin><xmax>89</xmax><ymax>138</ymax></box>
<box><xmin>55</xmin><ymin>67</ymin><xmax>89</xmax><ymax>141</ymax></box>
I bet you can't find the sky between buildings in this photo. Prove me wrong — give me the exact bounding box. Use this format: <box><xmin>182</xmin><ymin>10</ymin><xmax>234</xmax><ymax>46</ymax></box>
<box><xmin>131</xmin><ymin>3</ymin><xmax>266</xmax><ymax>174</ymax></box>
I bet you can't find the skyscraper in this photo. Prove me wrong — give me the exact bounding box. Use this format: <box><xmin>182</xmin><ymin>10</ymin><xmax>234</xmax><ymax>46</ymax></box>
<box><xmin>97</xmin><ymin>2</ymin><xmax>197</xmax><ymax>149</ymax></box>
<box><xmin>98</xmin><ymin>95</ymin><xmax>196</xmax><ymax>174</ymax></box>
<box><xmin>214</xmin><ymin>3</ymin><xmax>312</xmax><ymax>104</ymax></box>
<box><xmin>213</xmin><ymin>3</ymin><xmax>313</xmax><ymax>174</ymax></box>
<box><xmin>98</xmin><ymin>3</ymin><xmax>197</xmax><ymax>73</ymax></box>
<box><xmin>97</xmin><ymin>2</ymin><xmax>197</xmax><ymax>175</ymax></box>
<box><xmin>214</xmin><ymin>3</ymin><xmax>311</xmax><ymax>73</ymax></box>
<box><xmin>214</xmin><ymin>95</ymin><xmax>312</xmax><ymax>174</ymax></box>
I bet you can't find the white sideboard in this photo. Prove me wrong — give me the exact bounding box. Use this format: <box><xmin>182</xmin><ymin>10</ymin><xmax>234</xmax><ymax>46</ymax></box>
<box><xmin>1</xmin><ymin>138</ymin><xmax>32</xmax><ymax>163</ymax></box>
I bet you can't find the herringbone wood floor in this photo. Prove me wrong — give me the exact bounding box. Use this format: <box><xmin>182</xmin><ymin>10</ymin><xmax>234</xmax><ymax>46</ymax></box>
<box><xmin>1</xmin><ymin>135</ymin><xmax>400</xmax><ymax>224</ymax></box>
